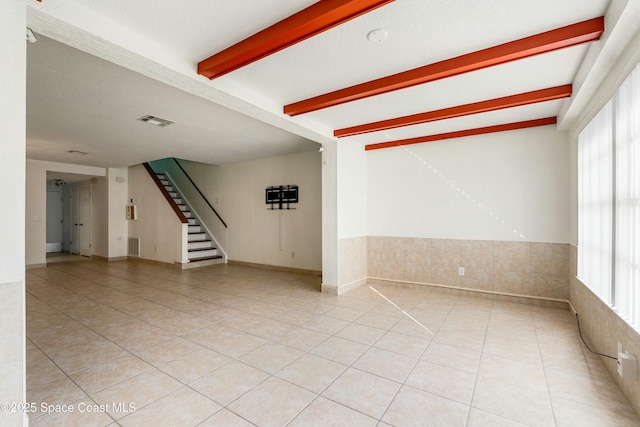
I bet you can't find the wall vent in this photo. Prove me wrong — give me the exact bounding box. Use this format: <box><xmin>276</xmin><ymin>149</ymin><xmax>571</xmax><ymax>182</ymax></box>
<box><xmin>128</xmin><ymin>237</ymin><xmax>140</xmax><ymax>257</ymax></box>
<box><xmin>138</xmin><ymin>115</ymin><xmax>174</xmax><ymax>127</ymax></box>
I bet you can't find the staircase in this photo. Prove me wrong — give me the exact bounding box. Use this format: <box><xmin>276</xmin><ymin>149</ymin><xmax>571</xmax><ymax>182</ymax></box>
<box><xmin>156</xmin><ymin>173</ymin><xmax>222</xmax><ymax>265</ymax></box>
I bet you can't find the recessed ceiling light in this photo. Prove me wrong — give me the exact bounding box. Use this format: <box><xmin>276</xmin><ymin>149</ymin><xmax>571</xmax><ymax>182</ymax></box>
<box><xmin>138</xmin><ymin>115</ymin><xmax>174</xmax><ymax>127</ymax></box>
<box><xmin>367</xmin><ymin>29</ymin><xmax>388</xmax><ymax>43</ymax></box>
<box><xmin>67</xmin><ymin>150</ymin><xmax>88</xmax><ymax>155</ymax></box>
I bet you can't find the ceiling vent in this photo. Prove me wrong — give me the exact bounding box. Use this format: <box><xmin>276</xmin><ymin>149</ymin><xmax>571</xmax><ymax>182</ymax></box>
<box><xmin>138</xmin><ymin>115</ymin><xmax>174</xmax><ymax>127</ymax></box>
<box><xmin>67</xmin><ymin>150</ymin><xmax>88</xmax><ymax>155</ymax></box>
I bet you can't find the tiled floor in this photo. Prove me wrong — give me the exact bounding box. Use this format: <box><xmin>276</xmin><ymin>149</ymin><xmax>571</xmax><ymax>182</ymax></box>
<box><xmin>25</xmin><ymin>260</ymin><xmax>639</xmax><ymax>426</ymax></box>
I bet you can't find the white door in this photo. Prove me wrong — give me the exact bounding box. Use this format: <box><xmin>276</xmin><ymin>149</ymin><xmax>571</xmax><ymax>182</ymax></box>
<box><xmin>70</xmin><ymin>187</ymin><xmax>79</xmax><ymax>254</ymax></box>
<box><xmin>79</xmin><ymin>185</ymin><xmax>92</xmax><ymax>257</ymax></box>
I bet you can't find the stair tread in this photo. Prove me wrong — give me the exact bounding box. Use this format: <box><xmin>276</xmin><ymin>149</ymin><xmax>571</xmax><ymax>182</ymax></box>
<box><xmin>188</xmin><ymin>239</ymin><xmax>211</xmax><ymax>243</ymax></box>
<box><xmin>188</xmin><ymin>247</ymin><xmax>218</xmax><ymax>252</ymax></box>
<box><xmin>189</xmin><ymin>255</ymin><xmax>223</xmax><ymax>262</ymax></box>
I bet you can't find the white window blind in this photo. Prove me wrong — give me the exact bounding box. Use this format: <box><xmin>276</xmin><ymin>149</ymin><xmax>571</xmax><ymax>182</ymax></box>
<box><xmin>615</xmin><ymin>66</ymin><xmax>640</xmax><ymax>330</ymax></box>
<box><xmin>578</xmin><ymin>101</ymin><xmax>613</xmax><ymax>305</ymax></box>
<box><xmin>578</xmin><ymin>62</ymin><xmax>640</xmax><ymax>333</ymax></box>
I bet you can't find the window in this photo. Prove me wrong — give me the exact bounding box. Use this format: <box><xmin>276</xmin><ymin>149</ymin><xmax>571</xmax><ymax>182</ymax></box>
<box><xmin>578</xmin><ymin>62</ymin><xmax>640</xmax><ymax>333</ymax></box>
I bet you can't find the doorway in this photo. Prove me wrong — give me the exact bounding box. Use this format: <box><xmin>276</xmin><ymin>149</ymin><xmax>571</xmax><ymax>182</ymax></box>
<box><xmin>70</xmin><ymin>184</ymin><xmax>92</xmax><ymax>257</ymax></box>
<box><xmin>46</xmin><ymin>181</ymin><xmax>64</xmax><ymax>253</ymax></box>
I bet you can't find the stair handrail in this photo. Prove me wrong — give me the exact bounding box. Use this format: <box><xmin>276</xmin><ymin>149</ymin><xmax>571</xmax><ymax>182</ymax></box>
<box><xmin>171</xmin><ymin>158</ymin><xmax>228</xmax><ymax>228</ymax></box>
<box><xmin>143</xmin><ymin>162</ymin><xmax>189</xmax><ymax>224</ymax></box>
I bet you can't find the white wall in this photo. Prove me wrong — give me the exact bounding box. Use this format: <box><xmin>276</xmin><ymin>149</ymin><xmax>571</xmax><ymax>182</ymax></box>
<box><xmin>127</xmin><ymin>164</ymin><xmax>185</xmax><ymax>264</ymax></box>
<box><xmin>25</xmin><ymin>160</ymin><xmax>106</xmax><ymax>265</ymax></box>
<box><xmin>367</xmin><ymin>126</ymin><xmax>570</xmax><ymax>243</ymax></box>
<box><xmin>181</xmin><ymin>150</ymin><xmax>322</xmax><ymax>271</ymax></box>
<box><xmin>107</xmin><ymin>168</ymin><xmax>129</xmax><ymax>259</ymax></box>
<box><xmin>92</xmin><ymin>177</ymin><xmax>108</xmax><ymax>257</ymax></box>
<box><xmin>337</xmin><ymin>140</ymin><xmax>368</xmax><ymax>239</ymax></box>
<box><xmin>0</xmin><ymin>2</ymin><xmax>26</xmax><ymax>425</ymax></box>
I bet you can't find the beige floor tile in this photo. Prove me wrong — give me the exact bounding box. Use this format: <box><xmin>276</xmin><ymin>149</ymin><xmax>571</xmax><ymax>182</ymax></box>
<box><xmin>188</xmin><ymin>361</ymin><xmax>269</xmax><ymax>406</ymax></box>
<box><xmin>322</xmin><ymin>368</ymin><xmax>401</xmax><ymax>419</ymax></box>
<box><xmin>227</xmin><ymin>377</ymin><xmax>316</xmax><ymax>426</ymax></box>
<box><xmin>274</xmin><ymin>308</ymin><xmax>318</xmax><ymax>326</ymax></box>
<box><xmin>159</xmin><ymin>348</ymin><xmax>231</xmax><ymax>383</ymax></box>
<box><xmin>134</xmin><ymin>336</ymin><xmax>205</xmax><ymax>366</ymax></box>
<box><xmin>197</xmin><ymin>409</ymin><xmax>255</xmax><ymax>426</ymax></box>
<box><xmin>302</xmin><ymin>315</ymin><xmax>350</xmax><ymax>335</ymax></box>
<box><xmin>382</xmin><ymin>386</ymin><xmax>469</xmax><ymax>427</ymax></box>
<box><xmin>204</xmin><ymin>331</ymin><xmax>266</xmax><ymax>358</ymax></box>
<box><xmin>310</xmin><ymin>336</ymin><xmax>369</xmax><ymax>365</ymax></box>
<box><xmin>433</xmin><ymin>329</ymin><xmax>485</xmax><ymax>352</ymax></box>
<box><xmin>545</xmin><ymin>367</ymin><xmax>637</xmax><ymax>417</ymax></box>
<box><xmin>28</xmin><ymin>397</ymin><xmax>114</xmax><ymax>427</ymax></box>
<box><xmin>98</xmin><ymin>324</ymin><xmax>176</xmax><ymax>353</ymax></box>
<box><xmin>289</xmin><ymin>396</ymin><xmax>377</xmax><ymax>427</ymax></box>
<box><xmin>406</xmin><ymin>360</ymin><xmax>476</xmax><ymax>404</ymax></box>
<box><xmin>244</xmin><ymin>318</ymin><xmax>295</xmax><ymax>340</ymax></box>
<box><xmin>391</xmin><ymin>317</ymin><xmax>438</xmax><ymax>339</ymax></box>
<box><xmin>70</xmin><ymin>355</ymin><xmax>153</xmax><ymax>393</ymax></box>
<box><xmin>482</xmin><ymin>335</ymin><xmax>542</xmax><ymax>365</ymax></box>
<box><xmin>471</xmin><ymin>376</ymin><xmax>554</xmax><ymax>426</ymax></box>
<box><xmin>354</xmin><ymin>311</ymin><xmax>401</xmax><ymax>330</ymax></box>
<box><xmin>48</xmin><ymin>339</ymin><xmax>129</xmax><ymax>374</ymax></box>
<box><xmin>180</xmin><ymin>323</ymin><xmax>237</xmax><ymax>349</ymax></box>
<box><xmin>26</xmin><ymin>349</ymin><xmax>66</xmax><ymax>390</ymax></box>
<box><xmin>118</xmin><ymin>387</ymin><xmax>220</xmax><ymax>427</ymax></box>
<box><xmin>238</xmin><ymin>342</ymin><xmax>303</xmax><ymax>374</ymax></box>
<box><xmin>275</xmin><ymin>353</ymin><xmax>346</xmax><ymax>393</ymax></box>
<box><xmin>275</xmin><ymin>327</ymin><xmax>330</xmax><ymax>352</ymax></box>
<box><xmin>375</xmin><ymin>331</ymin><xmax>430</xmax><ymax>358</ymax></box>
<box><xmin>335</xmin><ymin>323</ymin><xmax>386</xmax><ymax>345</ymax></box>
<box><xmin>466</xmin><ymin>408</ymin><xmax>528</xmax><ymax>427</ymax></box>
<box><xmin>421</xmin><ymin>341</ymin><xmax>482</xmax><ymax>374</ymax></box>
<box><xmin>28</xmin><ymin>323</ymin><xmax>103</xmax><ymax>352</ymax></box>
<box><xmin>551</xmin><ymin>396</ymin><xmax>640</xmax><ymax>427</ymax></box>
<box><xmin>27</xmin><ymin>377</ymin><xmax>88</xmax><ymax>418</ymax></box>
<box><xmin>25</xmin><ymin>261</ymin><xmax>639</xmax><ymax>427</ymax></box>
<box><xmin>478</xmin><ymin>353</ymin><xmax>547</xmax><ymax>393</ymax></box>
<box><xmin>220</xmin><ymin>313</ymin><xmax>265</xmax><ymax>331</ymax></box>
<box><xmin>353</xmin><ymin>347</ymin><xmax>416</xmax><ymax>383</ymax></box>
<box><xmin>325</xmin><ymin>306</ymin><xmax>366</xmax><ymax>322</ymax></box>
<box><xmin>90</xmin><ymin>369</ymin><xmax>182</xmax><ymax>419</ymax></box>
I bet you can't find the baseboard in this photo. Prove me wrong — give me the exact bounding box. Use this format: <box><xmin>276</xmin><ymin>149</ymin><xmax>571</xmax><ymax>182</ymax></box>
<box><xmin>228</xmin><ymin>260</ymin><xmax>321</xmax><ymax>276</ymax></box>
<box><xmin>26</xmin><ymin>263</ymin><xmax>47</xmax><ymax>270</ymax></box>
<box><xmin>92</xmin><ymin>255</ymin><xmax>128</xmax><ymax>262</ymax></box>
<box><xmin>324</xmin><ymin>277</ymin><xmax>368</xmax><ymax>295</ymax></box>
<box><xmin>365</xmin><ymin>277</ymin><xmax>570</xmax><ymax>310</ymax></box>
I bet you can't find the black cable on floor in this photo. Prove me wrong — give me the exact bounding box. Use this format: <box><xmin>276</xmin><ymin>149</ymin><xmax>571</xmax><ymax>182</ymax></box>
<box><xmin>575</xmin><ymin>312</ymin><xmax>617</xmax><ymax>360</ymax></box>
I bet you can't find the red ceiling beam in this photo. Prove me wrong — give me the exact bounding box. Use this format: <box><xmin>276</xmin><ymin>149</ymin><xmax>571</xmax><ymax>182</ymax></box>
<box><xmin>285</xmin><ymin>17</ymin><xmax>603</xmax><ymax>116</ymax></box>
<box><xmin>198</xmin><ymin>0</ymin><xmax>395</xmax><ymax>80</ymax></box>
<box><xmin>365</xmin><ymin>117</ymin><xmax>557</xmax><ymax>151</ymax></box>
<box><xmin>335</xmin><ymin>84</ymin><xmax>572</xmax><ymax>137</ymax></box>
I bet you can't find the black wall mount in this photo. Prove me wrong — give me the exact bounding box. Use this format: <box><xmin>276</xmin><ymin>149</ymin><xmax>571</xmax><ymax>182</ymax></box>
<box><xmin>266</xmin><ymin>185</ymin><xmax>298</xmax><ymax>210</ymax></box>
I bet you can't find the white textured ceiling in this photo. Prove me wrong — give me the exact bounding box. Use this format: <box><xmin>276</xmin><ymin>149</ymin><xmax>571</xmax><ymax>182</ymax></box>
<box><xmin>26</xmin><ymin>0</ymin><xmax>614</xmax><ymax>168</ymax></box>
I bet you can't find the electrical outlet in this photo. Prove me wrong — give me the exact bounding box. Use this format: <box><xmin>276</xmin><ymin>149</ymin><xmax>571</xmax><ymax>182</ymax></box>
<box><xmin>155</xmin><ymin>245</ymin><xmax>159</xmax><ymax>253</ymax></box>
<box><xmin>291</xmin><ymin>251</ymin><xmax>295</xmax><ymax>259</ymax></box>
<box><xmin>617</xmin><ymin>342</ymin><xmax>637</xmax><ymax>380</ymax></box>
<box><xmin>458</xmin><ymin>267</ymin><xmax>465</xmax><ymax>276</ymax></box>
